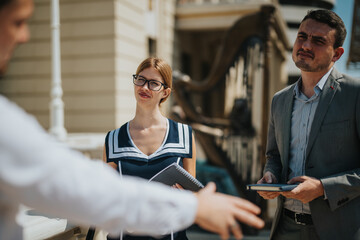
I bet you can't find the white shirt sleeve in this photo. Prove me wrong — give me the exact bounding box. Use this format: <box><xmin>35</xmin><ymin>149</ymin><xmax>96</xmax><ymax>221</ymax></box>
<box><xmin>0</xmin><ymin>96</ymin><xmax>197</xmax><ymax>236</ymax></box>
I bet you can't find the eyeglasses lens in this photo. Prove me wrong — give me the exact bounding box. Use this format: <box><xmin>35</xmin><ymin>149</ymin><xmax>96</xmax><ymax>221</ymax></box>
<box><xmin>133</xmin><ymin>75</ymin><xmax>163</xmax><ymax>91</ymax></box>
<box><xmin>134</xmin><ymin>78</ymin><xmax>146</xmax><ymax>86</ymax></box>
<box><xmin>149</xmin><ymin>81</ymin><xmax>161</xmax><ymax>91</ymax></box>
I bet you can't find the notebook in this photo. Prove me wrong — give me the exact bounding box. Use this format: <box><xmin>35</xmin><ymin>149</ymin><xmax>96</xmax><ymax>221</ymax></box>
<box><xmin>246</xmin><ymin>183</ymin><xmax>298</xmax><ymax>192</ymax></box>
<box><xmin>149</xmin><ymin>163</ymin><xmax>204</xmax><ymax>192</ymax></box>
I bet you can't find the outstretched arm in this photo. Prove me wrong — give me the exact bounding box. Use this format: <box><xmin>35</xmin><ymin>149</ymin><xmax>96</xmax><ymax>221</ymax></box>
<box><xmin>1</xmin><ymin>97</ymin><xmax>264</xmax><ymax>239</ymax></box>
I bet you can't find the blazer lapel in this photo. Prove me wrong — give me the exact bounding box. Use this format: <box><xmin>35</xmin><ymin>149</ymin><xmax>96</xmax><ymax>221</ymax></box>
<box><xmin>305</xmin><ymin>69</ymin><xmax>342</xmax><ymax>161</ymax></box>
<box><xmin>280</xmin><ymin>86</ymin><xmax>295</xmax><ymax>179</ymax></box>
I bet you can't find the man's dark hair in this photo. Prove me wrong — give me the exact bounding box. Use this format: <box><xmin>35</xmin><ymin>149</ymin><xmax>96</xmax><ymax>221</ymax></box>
<box><xmin>0</xmin><ymin>0</ymin><xmax>14</xmax><ymax>10</ymax></box>
<box><xmin>301</xmin><ymin>9</ymin><xmax>347</xmax><ymax>48</ymax></box>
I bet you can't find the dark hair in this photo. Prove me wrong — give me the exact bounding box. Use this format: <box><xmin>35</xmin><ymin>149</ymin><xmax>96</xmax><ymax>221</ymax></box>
<box><xmin>0</xmin><ymin>0</ymin><xmax>14</xmax><ymax>9</ymax></box>
<box><xmin>301</xmin><ymin>9</ymin><xmax>347</xmax><ymax>48</ymax></box>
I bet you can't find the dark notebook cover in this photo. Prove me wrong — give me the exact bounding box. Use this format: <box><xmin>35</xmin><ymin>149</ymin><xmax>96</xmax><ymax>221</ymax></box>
<box><xmin>246</xmin><ymin>183</ymin><xmax>298</xmax><ymax>192</ymax></box>
<box><xmin>149</xmin><ymin>163</ymin><xmax>204</xmax><ymax>192</ymax></box>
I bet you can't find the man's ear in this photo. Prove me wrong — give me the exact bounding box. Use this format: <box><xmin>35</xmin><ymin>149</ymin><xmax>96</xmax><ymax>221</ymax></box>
<box><xmin>332</xmin><ymin>47</ymin><xmax>344</xmax><ymax>62</ymax></box>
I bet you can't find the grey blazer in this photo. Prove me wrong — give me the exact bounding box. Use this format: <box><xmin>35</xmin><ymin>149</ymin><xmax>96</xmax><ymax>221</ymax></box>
<box><xmin>264</xmin><ymin>68</ymin><xmax>360</xmax><ymax>240</ymax></box>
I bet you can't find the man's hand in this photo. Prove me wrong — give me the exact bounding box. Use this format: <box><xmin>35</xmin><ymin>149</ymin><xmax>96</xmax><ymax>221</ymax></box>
<box><xmin>280</xmin><ymin>176</ymin><xmax>324</xmax><ymax>203</ymax></box>
<box><xmin>195</xmin><ymin>182</ymin><xmax>264</xmax><ymax>240</ymax></box>
<box><xmin>256</xmin><ymin>171</ymin><xmax>281</xmax><ymax>200</ymax></box>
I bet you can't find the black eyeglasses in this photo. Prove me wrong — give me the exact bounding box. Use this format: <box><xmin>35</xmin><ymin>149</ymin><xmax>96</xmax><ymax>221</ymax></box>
<box><xmin>132</xmin><ymin>74</ymin><xmax>167</xmax><ymax>91</ymax></box>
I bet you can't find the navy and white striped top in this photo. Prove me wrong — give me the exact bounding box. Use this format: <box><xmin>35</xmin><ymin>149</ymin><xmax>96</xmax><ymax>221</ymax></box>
<box><xmin>105</xmin><ymin>118</ymin><xmax>193</xmax><ymax>180</ymax></box>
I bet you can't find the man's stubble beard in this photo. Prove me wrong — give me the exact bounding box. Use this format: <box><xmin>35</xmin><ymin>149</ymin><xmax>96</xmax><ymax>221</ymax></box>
<box><xmin>295</xmin><ymin>59</ymin><xmax>331</xmax><ymax>73</ymax></box>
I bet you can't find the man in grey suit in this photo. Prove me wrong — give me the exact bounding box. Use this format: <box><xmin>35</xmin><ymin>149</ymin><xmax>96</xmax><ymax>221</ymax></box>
<box><xmin>257</xmin><ymin>9</ymin><xmax>360</xmax><ymax>240</ymax></box>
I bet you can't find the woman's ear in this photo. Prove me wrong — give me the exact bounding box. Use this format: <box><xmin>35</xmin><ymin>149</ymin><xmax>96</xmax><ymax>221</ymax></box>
<box><xmin>163</xmin><ymin>88</ymin><xmax>171</xmax><ymax>98</ymax></box>
<box><xmin>160</xmin><ymin>88</ymin><xmax>171</xmax><ymax>104</ymax></box>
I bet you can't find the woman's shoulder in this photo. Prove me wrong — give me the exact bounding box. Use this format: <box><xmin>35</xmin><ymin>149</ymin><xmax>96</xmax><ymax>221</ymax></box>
<box><xmin>105</xmin><ymin>122</ymin><xmax>130</xmax><ymax>141</ymax></box>
<box><xmin>167</xmin><ymin>118</ymin><xmax>192</xmax><ymax>131</ymax></box>
<box><xmin>107</xmin><ymin>122</ymin><xmax>129</xmax><ymax>133</ymax></box>
<box><xmin>166</xmin><ymin>118</ymin><xmax>192</xmax><ymax>146</ymax></box>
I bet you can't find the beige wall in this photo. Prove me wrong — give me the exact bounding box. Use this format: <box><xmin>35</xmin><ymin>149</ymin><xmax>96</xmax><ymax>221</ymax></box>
<box><xmin>113</xmin><ymin>0</ymin><xmax>176</xmax><ymax>127</ymax></box>
<box><xmin>1</xmin><ymin>0</ymin><xmax>117</xmax><ymax>132</ymax></box>
<box><xmin>0</xmin><ymin>0</ymin><xmax>176</xmax><ymax>133</ymax></box>
<box><xmin>114</xmin><ymin>0</ymin><xmax>147</xmax><ymax>128</ymax></box>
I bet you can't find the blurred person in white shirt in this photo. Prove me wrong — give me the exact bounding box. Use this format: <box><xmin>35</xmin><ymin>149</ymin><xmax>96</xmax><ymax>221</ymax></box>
<box><xmin>0</xmin><ymin>0</ymin><xmax>264</xmax><ymax>240</ymax></box>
